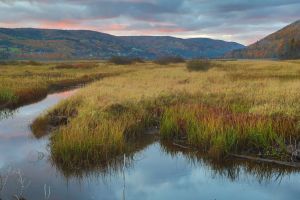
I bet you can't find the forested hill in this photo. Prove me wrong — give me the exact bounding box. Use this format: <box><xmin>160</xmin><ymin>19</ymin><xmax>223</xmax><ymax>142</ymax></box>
<box><xmin>227</xmin><ymin>20</ymin><xmax>300</xmax><ymax>59</ymax></box>
<box><xmin>0</xmin><ymin>28</ymin><xmax>244</xmax><ymax>60</ymax></box>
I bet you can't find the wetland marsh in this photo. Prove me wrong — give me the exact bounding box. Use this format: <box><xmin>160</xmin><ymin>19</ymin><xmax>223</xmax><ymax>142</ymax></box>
<box><xmin>0</xmin><ymin>60</ymin><xmax>300</xmax><ymax>199</ymax></box>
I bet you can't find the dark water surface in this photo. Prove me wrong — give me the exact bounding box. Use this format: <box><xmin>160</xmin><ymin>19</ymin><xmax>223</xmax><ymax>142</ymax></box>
<box><xmin>0</xmin><ymin>89</ymin><xmax>300</xmax><ymax>200</ymax></box>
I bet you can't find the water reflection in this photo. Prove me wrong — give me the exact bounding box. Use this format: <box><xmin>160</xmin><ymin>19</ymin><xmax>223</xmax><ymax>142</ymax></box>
<box><xmin>1</xmin><ymin>140</ymin><xmax>300</xmax><ymax>200</ymax></box>
<box><xmin>160</xmin><ymin>141</ymin><xmax>298</xmax><ymax>184</ymax></box>
<box><xmin>52</xmin><ymin>134</ymin><xmax>157</xmax><ymax>179</ymax></box>
<box><xmin>52</xmin><ymin>137</ymin><xmax>299</xmax><ymax>185</ymax></box>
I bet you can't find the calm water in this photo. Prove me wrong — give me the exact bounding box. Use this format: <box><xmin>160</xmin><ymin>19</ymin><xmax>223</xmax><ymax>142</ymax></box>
<box><xmin>0</xmin><ymin>89</ymin><xmax>300</xmax><ymax>200</ymax></box>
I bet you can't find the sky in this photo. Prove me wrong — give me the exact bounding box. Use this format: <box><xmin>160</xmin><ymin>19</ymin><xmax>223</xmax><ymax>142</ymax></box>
<box><xmin>0</xmin><ymin>0</ymin><xmax>299</xmax><ymax>45</ymax></box>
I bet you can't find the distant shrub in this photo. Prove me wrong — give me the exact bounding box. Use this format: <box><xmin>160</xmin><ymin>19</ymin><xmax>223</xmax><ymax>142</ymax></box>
<box><xmin>130</xmin><ymin>57</ymin><xmax>145</xmax><ymax>63</ymax></box>
<box><xmin>109</xmin><ymin>56</ymin><xmax>144</xmax><ymax>65</ymax></box>
<box><xmin>53</xmin><ymin>63</ymin><xmax>97</xmax><ymax>69</ymax></box>
<box><xmin>0</xmin><ymin>60</ymin><xmax>41</xmax><ymax>66</ymax></box>
<box><xmin>0</xmin><ymin>61</ymin><xmax>16</xmax><ymax>66</ymax></box>
<box><xmin>216</xmin><ymin>59</ymin><xmax>237</xmax><ymax>62</ymax></box>
<box><xmin>26</xmin><ymin>60</ymin><xmax>41</xmax><ymax>66</ymax></box>
<box><xmin>53</xmin><ymin>64</ymin><xmax>73</xmax><ymax>69</ymax></box>
<box><xmin>186</xmin><ymin>59</ymin><xmax>213</xmax><ymax>71</ymax></box>
<box><xmin>154</xmin><ymin>56</ymin><xmax>185</xmax><ymax>65</ymax></box>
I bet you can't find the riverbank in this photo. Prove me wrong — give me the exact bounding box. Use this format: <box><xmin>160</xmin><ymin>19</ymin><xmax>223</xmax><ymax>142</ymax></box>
<box><xmin>31</xmin><ymin>60</ymin><xmax>300</xmax><ymax>167</ymax></box>
<box><xmin>0</xmin><ymin>61</ymin><xmax>134</xmax><ymax>109</ymax></box>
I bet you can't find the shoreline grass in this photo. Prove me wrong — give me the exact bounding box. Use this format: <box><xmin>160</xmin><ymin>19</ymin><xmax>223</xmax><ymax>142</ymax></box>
<box><xmin>0</xmin><ymin>61</ymin><xmax>136</xmax><ymax>109</ymax></box>
<box><xmin>160</xmin><ymin>104</ymin><xmax>298</xmax><ymax>159</ymax></box>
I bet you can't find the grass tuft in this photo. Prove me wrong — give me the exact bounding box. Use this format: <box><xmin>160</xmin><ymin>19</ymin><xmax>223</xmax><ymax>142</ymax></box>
<box><xmin>154</xmin><ymin>56</ymin><xmax>185</xmax><ymax>65</ymax></box>
<box><xmin>186</xmin><ymin>59</ymin><xmax>214</xmax><ymax>71</ymax></box>
<box><xmin>109</xmin><ymin>56</ymin><xmax>144</xmax><ymax>65</ymax></box>
<box><xmin>0</xmin><ymin>88</ymin><xmax>18</xmax><ymax>105</ymax></box>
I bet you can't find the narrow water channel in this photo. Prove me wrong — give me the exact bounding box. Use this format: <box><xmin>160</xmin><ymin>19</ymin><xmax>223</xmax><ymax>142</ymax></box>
<box><xmin>0</xmin><ymin>89</ymin><xmax>300</xmax><ymax>200</ymax></box>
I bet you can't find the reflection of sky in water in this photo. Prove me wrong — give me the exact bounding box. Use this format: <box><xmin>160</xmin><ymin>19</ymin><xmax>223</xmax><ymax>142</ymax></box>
<box><xmin>1</xmin><ymin>89</ymin><xmax>300</xmax><ymax>199</ymax></box>
<box><xmin>0</xmin><ymin>90</ymin><xmax>77</xmax><ymax>137</ymax></box>
<box><xmin>2</xmin><ymin>143</ymin><xmax>300</xmax><ymax>200</ymax></box>
<box><xmin>0</xmin><ymin>90</ymin><xmax>77</xmax><ymax>168</ymax></box>
<box><xmin>118</xmin><ymin>144</ymin><xmax>300</xmax><ymax>200</ymax></box>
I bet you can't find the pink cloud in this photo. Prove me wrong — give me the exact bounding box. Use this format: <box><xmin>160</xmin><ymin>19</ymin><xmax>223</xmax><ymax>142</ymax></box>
<box><xmin>38</xmin><ymin>20</ymin><xmax>81</xmax><ymax>29</ymax></box>
<box><xmin>103</xmin><ymin>24</ymin><xmax>128</xmax><ymax>31</ymax></box>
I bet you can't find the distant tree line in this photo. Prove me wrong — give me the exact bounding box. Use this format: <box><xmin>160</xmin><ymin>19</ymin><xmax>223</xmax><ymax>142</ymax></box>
<box><xmin>0</xmin><ymin>48</ymin><xmax>10</xmax><ymax>60</ymax></box>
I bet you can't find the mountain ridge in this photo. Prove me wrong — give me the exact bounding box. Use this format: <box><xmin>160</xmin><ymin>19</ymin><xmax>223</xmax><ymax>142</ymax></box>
<box><xmin>0</xmin><ymin>27</ymin><xmax>244</xmax><ymax>60</ymax></box>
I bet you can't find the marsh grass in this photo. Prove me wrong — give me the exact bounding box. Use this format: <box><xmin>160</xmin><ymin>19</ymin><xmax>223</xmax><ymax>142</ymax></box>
<box><xmin>50</xmin><ymin>99</ymin><xmax>163</xmax><ymax>167</ymax></box>
<box><xmin>229</xmin><ymin>73</ymin><xmax>300</xmax><ymax>81</ymax></box>
<box><xmin>31</xmin><ymin>95</ymin><xmax>82</xmax><ymax>138</ymax></box>
<box><xmin>0</xmin><ymin>61</ymin><xmax>133</xmax><ymax>109</ymax></box>
<box><xmin>0</xmin><ymin>88</ymin><xmax>17</xmax><ymax>105</ymax></box>
<box><xmin>160</xmin><ymin>104</ymin><xmax>298</xmax><ymax>159</ymax></box>
<box><xmin>29</xmin><ymin>60</ymin><xmax>300</xmax><ymax>165</ymax></box>
<box><xmin>30</xmin><ymin>115</ymin><xmax>50</xmax><ymax>139</ymax></box>
<box><xmin>53</xmin><ymin>63</ymin><xmax>98</xmax><ymax>69</ymax></box>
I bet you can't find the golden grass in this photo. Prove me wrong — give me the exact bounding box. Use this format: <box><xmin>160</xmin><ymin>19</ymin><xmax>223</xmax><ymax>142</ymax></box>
<box><xmin>71</xmin><ymin>60</ymin><xmax>300</xmax><ymax>116</ymax></box>
<box><xmin>160</xmin><ymin>104</ymin><xmax>298</xmax><ymax>159</ymax></box>
<box><xmin>30</xmin><ymin>60</ymin><xmax>300</xmax><ymax>164</ymax></box>
<box><xmin>0</xmin><ymin>61</ymin><xmax>134</xmax><ymax>108</ymax></box>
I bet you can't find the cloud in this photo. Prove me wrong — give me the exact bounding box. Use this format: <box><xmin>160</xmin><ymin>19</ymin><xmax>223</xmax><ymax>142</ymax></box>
<box><xmin>0</xmin><ymin>0</ymin><xmax>299</xmax><ymax>44</ymax></box>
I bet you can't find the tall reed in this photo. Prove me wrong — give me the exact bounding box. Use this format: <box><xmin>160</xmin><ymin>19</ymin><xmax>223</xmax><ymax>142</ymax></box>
<box><xmin>160</xmin><ymin>104</ymin><xmax>298</xmax><ymax>159</ymax></box>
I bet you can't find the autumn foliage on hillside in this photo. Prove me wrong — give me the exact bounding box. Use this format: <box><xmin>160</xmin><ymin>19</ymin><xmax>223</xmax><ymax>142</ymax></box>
<box><xmin>228</xmin><ymin>20</ymin><xmax>300</xmax><ymax>59</ymax></box>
